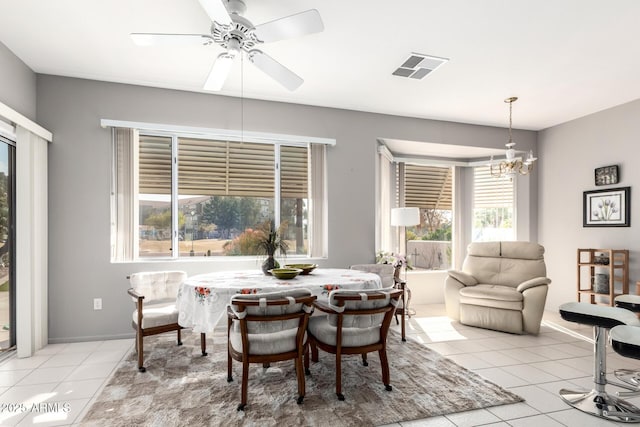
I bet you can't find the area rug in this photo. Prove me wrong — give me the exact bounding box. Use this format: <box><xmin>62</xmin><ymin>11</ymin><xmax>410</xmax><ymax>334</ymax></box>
<box><xmin>79</xmin><ymin>331</ymin><xmax>522</xmax><ymax>426</ymax></box>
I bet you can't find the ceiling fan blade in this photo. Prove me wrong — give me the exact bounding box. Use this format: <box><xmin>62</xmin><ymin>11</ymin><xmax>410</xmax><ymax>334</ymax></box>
<box><xmin>198</xmin><ymin>0</ymin><xmax>232</xmax><ymax>26</ymax></box>
<box><xmin>203</xmin><ymin>52</ymin><xmax>236</xmax><ymax>91</ymax></box>
<box><xmin>248</xmin><ymin>50</ymin><xmax>303</xmax><ymax>91</ymax></box>
<box><xmin>253</xmin><ymin>9</ymin><xmax>324</xmax><ymax>43</ymax></box>
<box><xmin>130</xmin><ymin>33</ymin><xmax>214</xmax><ymax>47</ymax></box>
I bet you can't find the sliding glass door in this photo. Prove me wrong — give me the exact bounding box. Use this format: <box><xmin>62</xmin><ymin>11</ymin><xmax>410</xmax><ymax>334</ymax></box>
<box><xmin>0</xmin><ymin>137</ymin><xmax>15</xmax><ymax>350</ymax></box>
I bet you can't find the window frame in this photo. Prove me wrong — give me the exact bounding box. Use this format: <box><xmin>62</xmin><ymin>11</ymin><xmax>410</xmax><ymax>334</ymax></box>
<box><xmin>138</xmin><ymin>130</ymin><xmax>309</xmax><ymax>260</ymax></box>
<box><xmin>107</xmin><ymin>120</ymin><xmax>334</xmax><ymax>263</ymax></box>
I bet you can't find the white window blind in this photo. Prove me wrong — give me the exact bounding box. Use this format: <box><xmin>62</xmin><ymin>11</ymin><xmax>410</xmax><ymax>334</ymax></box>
<box><xmin>473</xmin><ymin>166</ymin><xmax>514</xmax><ymax>208</ymax></box>
<box><xmin>403</xmin><ymin>164</ymin><xmax>453</xmax><ymax>210</ymax></box>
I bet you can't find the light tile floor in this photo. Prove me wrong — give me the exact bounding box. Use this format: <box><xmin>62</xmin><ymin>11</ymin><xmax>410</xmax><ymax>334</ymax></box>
<box><xmin>1</xmin><ymin>305</ymin><xmax>640</xmax><ymax>426</ymax></box>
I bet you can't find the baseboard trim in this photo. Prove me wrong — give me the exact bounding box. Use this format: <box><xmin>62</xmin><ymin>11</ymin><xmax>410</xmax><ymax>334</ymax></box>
<box><xmin>48</xmin><ymin>332</ymin><xmax>135</xmax><ymax>344</ymax></box>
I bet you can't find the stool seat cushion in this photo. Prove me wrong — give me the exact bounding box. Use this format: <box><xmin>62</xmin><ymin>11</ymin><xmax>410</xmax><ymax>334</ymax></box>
<box><xmin>610</xmin><ymin>325</ymin><xmax>640</xmax><ymax>360</ymax></box>
<box><xmin>615</xmin><ymin>294</ymin><xmax>640</xmax><ymax>312</ymax></box>
<box><xmin>559</xmin><ymin>302</ymin><xmax>640</xmax><ymax>329</ymax></box>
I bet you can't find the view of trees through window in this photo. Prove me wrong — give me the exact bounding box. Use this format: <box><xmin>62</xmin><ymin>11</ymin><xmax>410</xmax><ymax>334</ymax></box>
<box><xmin>401</xmin><ymin>164</ymin><xmax>453</xmax><ymax>270</ymax></box>
<box><xmin>136</xmin><ymin>135</ymin><xmax>309</xmax><ymax>258</ymax></box>
<box><xmin>472</xmin><ymin>166</ymin><xmax>515</xmax><ymax>241</ymax></box>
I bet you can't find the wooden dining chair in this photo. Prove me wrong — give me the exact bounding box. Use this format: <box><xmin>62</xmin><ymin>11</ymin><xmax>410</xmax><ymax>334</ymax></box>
<box><xmin>227</xmin><ymin>288</ymin><xmax>317</xmax><ymax>411</ymax></box>
<box><xmin>304</xmin><ymin>288</ymin><xmax>402</xmax><ymax>400</ymax></box>
<box><xmin>127</xmin><ymin>271</ymin><xmax>207</xmax><ymax>372</ymax></box>
<box><xmin>350</xmin><ymin>264</ymin><xmax>410</xmax><ymax>341</ymax></box>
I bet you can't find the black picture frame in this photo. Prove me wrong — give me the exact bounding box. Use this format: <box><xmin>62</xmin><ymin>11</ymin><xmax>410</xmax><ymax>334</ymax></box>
<box><xmin>595</xmin><ymin>165</ymin><xmax>619</xmax><ymax>186</ymax></box>
<box><xmin>583</xmin><ymin>186</ymin><xmax>630</xmax><ymax>227</ymax></box>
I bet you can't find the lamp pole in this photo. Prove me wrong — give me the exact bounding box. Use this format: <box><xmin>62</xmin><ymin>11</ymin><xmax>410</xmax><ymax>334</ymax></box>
<box><xmin>190</xmin><ymin>210</ymin><xmax>196</xmax><ymax>256</ymax></box>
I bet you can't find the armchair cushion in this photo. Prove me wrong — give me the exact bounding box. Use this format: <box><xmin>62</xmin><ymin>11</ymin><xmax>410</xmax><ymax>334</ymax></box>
<box><xmin>130</xmin><ymin>271</ymin><xmax>187</xmax><ymax>303</ymax></box>
<box><xmin>448</xmin><ymin>270</ymin><xmax>478</xmax><ymax>287</ymax></box>
<box><xmin>308</xmin><ymin>318</ymin><xmax>380</xmax><ymax>347</ymax></box>
<box><xmin>132</xmin><ymin>300</ymin><xmax>179</xmax><ymax>329</ymax></box>
<box><xmin>229</xmin><ymin>328</ymin><xmax>304</xmax><ymax>356</ymax></box>
<box><xmin>460</xmin><ymin>285</ymin><xmax>523</xmax><ymax>310</ymax></box>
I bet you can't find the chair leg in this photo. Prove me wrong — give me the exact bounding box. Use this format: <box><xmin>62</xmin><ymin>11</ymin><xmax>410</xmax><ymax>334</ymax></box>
<box><xmin>401</xmin><ymin>290</ymin><xmax>407</xmax><ymax>342</ymax></box>
<box><xmin>200</xmin><ymin>333</ymin><xmax>207</xmax><ymax>356</ymax></box>
<box><xmin>238</xmin><ymin>359</ymin><xmax>249</xmax><ymax>411</ymax></box>
<box><xmin>335</xmin><ymin>352</ymin><xmax>344</xmax><ymax>401</ymax></box>
<box><xmin>136</xmin><ymin>331</ymin><xmax>145</xmax><ymax>373</ymax></box>
<box><xmin>311</xmin><ymin>340</ymin><xmax>319</xmax><ymax>363</ymax></box>
<box><xmin>405</xmin><ymin>288</ymin><xmax>412</xmax><ymax>318</ymax></box>
<box><xmin>362</xmin><ymin>353</ymin><xmax>368</xmax><ymax>366</ymax></box>
<box><xmin>177</xmin><ymin>328</ymin><xmax>182</xmax><ymax>346</ymax></box>
<box><xmin>379</xmin><ymin>348</ymin><xmax>392</xmax><ymax>391</ymax></box>
<box><xmin>304</xmin><ymin>343</ymin><xmax>311</xmax><ymax>375</ymax></box>
<box><xmin>227</xmin><ymin>318</ymin><xmax>233</xmax><ymax>383</ymax></box>
<box><xmin>295</xmin><ymin>355</ymin><xmax>305</xmax><ymax>404</ymax></box>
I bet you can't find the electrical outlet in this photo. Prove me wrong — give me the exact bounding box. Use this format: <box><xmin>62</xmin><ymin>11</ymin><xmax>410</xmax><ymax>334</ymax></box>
<box><xmin>93</xmin><ymin>298</ymin><xmax>102</xmax><ymax>310</ymax></box>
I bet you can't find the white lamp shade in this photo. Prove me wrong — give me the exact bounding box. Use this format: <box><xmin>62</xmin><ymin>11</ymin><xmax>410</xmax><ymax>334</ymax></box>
<box><xmin>391</xmin><ymin>207</ymin><xmax>420</xmax><ymax>226</ymax></box>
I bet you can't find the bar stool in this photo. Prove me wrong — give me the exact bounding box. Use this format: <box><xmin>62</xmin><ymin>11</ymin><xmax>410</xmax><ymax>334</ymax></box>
<box><xmin>558</xmin><ymin>302</ymin><xmax>640</xmax><ymax>423</ymax></box>
<box><xmin>610</xmin><ymin>324</ymin><xmax>640</xmax><ymax>421</ymax></box>
<box><xmin>614</xmin><ymin>294</ymin><xmax>640</xmax><ymax>389</ymax></box>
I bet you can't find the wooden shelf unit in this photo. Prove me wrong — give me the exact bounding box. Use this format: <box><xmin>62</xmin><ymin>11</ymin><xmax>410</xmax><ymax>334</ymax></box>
<box><xmin>577</xmin><ymin>248</ymin><xmax>629</xmax><ymax>306</ymax></box>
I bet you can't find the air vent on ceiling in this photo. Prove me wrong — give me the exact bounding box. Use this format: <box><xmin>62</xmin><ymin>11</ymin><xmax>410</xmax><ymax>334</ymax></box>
<box><xmin>392</xmin><ymin>53</ymin><xmax>449</xmax><ymax>79</ymax></box>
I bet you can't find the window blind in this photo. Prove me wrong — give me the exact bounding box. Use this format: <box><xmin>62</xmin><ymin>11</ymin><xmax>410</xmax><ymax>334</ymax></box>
<box><xmin>473</xmin><ymin>165</ymin><xmax>514</xmax><ymax>207</ymax></box>
<box><xmin>403</xmin><ymin>164</ymin><xmax>453</xmax><ymax>210</ymax></box>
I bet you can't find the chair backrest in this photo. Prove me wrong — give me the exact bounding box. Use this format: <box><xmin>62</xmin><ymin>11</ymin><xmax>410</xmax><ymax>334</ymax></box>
<box><xmin>327</xmin><ymin>288</ymin><xmax>402</xmax><ymax>329</ymax></box>
<box><xmin>462</xmin><ymin>241</ymin><xmax>546</xmax><ymax>288</ymax></box>
<box><xmin>129</xmin><ymin>271</ymin><xmax>187</xmax><ymax>303</ymax></box>
<box><xmin>229</xmin><ymin>288</ymin><xmax>316</xmax><ymax>334</ymax></box>
<box><xmin>350</xmin><ymin>264</ymin><xmax>396</xmax><ymax>288</ymax></box>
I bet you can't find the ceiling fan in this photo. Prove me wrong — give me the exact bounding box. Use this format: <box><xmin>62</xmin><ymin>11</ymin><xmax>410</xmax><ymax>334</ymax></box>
<box><xmin>131</xmin><ymin>0</ymin><xmax>324</xmax><ymax>91</ymax></box>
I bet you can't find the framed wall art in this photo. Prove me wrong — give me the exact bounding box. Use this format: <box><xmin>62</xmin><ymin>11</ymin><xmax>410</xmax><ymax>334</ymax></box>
<box><xmin>583</xmin><ymin>186</ymin><xmax>630</xmax><ymax>227</ymax></box>
<box><xmin>595</xmin><ymin>165</ymin><xmax>619</xmax><ymax>186</ymax></box>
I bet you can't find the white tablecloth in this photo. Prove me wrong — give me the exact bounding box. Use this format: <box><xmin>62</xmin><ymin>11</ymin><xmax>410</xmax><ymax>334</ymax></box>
<box><xmin>176</xmin><ymin>268</ymin><xmax>382</xmax><ymax>333</ymax></box>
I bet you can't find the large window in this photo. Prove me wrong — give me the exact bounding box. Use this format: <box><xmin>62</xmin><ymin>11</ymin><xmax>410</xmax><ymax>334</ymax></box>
<box><xmin>472</xmin><ymin>165</ymin><xmax>515</xmax><ymax>241</ymax></box>
<box><xmin>399</xmin><ymin>163</ymin><xmax>453</xmax><ymax>270</ymax></box>
<box><xmin>112</xmin><ymin>128</ymin><xmax>324</xmax><ymax>261</ymax></box>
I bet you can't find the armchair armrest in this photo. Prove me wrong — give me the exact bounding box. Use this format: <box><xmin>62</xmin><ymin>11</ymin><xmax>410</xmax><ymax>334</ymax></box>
<box><xmin>127</xmin><ymin>288</ymin><xmax>144</xmax><ymax>300</ymax></box>
<box><xmin>447</xmin><ymin>270</ymin><xmax>478</xmax><ymax>287</ymax></box>
<box><xmin>313</xmin><ymin>300</ymin><xmax>337</xmax><ymax>314</ymax></box>
<box><xmin>517</xmin><ymin>277</ymin><xmax>552</xmax><ymax>293</ymax></box>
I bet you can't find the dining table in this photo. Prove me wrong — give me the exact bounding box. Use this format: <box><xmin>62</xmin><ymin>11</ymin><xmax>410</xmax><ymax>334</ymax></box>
<box><xmin>176</xmin><ymin>268</ymin><xmax>382</xmax><ymax>334</ymax></box>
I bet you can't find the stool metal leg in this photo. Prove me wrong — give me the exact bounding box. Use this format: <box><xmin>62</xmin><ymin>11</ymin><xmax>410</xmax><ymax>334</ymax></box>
<box><xmin>559</xmin><ymin>326</ymin><xmax>640</xmax><ymax>423</ymax></box>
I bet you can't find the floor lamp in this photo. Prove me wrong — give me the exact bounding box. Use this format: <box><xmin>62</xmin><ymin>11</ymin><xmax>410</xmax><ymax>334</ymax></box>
<box><xmin>391</xmin><ymin>207</ymin><xmax>420</xmax><ymax>338</ymax></box>
<box><xmin>391</xmin><ymin>207</ymin><xmax>420</xmax><ymax>259</ymax></box>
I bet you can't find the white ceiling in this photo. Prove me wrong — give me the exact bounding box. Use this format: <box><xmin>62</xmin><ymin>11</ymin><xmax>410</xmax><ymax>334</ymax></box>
<box><xmin>1</xmin><ymin>0</ymin><xmax>640</xmax><ymax>131</ymax></box>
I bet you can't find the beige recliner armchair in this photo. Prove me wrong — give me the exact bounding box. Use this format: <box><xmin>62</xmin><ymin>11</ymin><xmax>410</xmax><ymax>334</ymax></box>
<box><xmin>445</xmin><ymin>241</ymin><xmax>551</xmax><ymax>334</ymax></box>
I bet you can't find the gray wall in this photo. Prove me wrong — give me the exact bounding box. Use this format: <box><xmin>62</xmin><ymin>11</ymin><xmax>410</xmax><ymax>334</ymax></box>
<box><xmin>538</xmin><ymin>98</ymin><xmax>640</xmax><ymax>311</ymax></box>
<box><xmin>36</xmin><ymin>74</ymin><xmax>538</xmax><ymax>342</ymax></box>
<box><xmin>0</xmin><ymin>41</ymin><xmax>36</xmax><ymax>120</ymax></box>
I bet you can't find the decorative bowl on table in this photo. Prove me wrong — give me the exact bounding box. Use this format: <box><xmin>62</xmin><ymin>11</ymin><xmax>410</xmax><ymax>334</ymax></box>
<box><xmin>284</xmin><ymin>264</ymin><xmax>318</xmax><ymax>275</ymax></box>
<box><xmin>269</xmin><ymin>268</ymin><xmax>303</xmax><ymax>280</ymax></box>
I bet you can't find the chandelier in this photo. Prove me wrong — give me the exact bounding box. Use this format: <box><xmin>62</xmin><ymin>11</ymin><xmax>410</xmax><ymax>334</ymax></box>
<box><xmin>489</xmin><ymin>97</ymin><xmax>537</xmax><ymax>179</ymax></box>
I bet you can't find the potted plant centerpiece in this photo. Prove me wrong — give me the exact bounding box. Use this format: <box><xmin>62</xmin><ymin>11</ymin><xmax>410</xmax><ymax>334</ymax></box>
<box><xmin>257</xmin><ymin>220</ymin><xmax>289</xmax><ymax>275</ymax></box>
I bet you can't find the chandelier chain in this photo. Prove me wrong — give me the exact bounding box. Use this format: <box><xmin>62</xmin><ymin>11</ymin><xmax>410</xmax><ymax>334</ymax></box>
<box><xmin>508</xmin><ymin>100</ymin><xmax>513</xmax><ymax>144</ymax></box>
